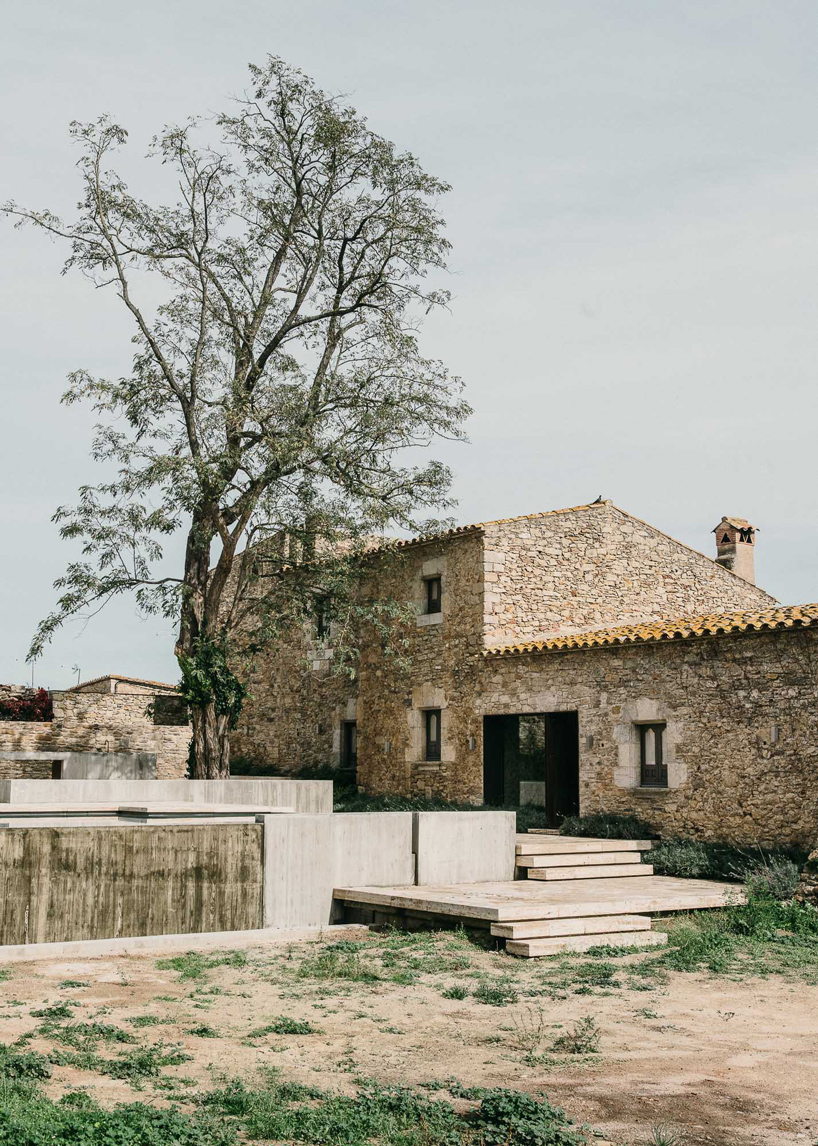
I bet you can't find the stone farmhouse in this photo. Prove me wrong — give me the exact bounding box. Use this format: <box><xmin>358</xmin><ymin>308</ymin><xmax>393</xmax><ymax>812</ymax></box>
<box><xmin>232</xmin><ymin>500</ymin><xmax>818</xmax><ymax>848</ymax></box>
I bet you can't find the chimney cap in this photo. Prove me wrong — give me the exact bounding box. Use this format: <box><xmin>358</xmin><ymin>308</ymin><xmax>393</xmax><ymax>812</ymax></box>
<box><xmin>713</xmin><ymin>516</ymin><xmax>758</xmax><ymax>534</ymax></box>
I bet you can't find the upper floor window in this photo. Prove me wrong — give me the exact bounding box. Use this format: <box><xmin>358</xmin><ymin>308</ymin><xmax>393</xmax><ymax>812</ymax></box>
<box><xmin>314</xmin><ymin>597</ymin><xmax>329</xmax><ymax>639</ymax></box>
<box><xmin>639</xmin><ymin>723</ymin><xmax>667</xmax><ymax>787</ymax></box>
<box><xmin>425</xmin><ymin>576</ymin><xmax>442</xmax><ymax>615</ymax></box>
<box><xmin>425</xmin><ymin>709</ymin><xmax>441</xmax><ymax>762</ymax></box>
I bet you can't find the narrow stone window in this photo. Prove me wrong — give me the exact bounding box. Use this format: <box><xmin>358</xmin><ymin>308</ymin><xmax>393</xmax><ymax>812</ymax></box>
<box><xmin>425</xmin><ymin>576</ymin><xmax>442</xmax><ymax>615</ymax></box>
<box><xmin>425</xmin><ymin>709</ymin><xmax>441</xmax><ymax>762</ymax></box>
<box><xmin>639</xmin><ymin>723</ymin><xmax>667</xmax><ymax>787</ymax></box>
<box><xmin>314</xmin><ymin>597</ymin><xmax>329</xmax><ymax>639</ymax></box>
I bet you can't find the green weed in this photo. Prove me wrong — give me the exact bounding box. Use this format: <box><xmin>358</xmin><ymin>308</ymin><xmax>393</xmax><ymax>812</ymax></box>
<box><xmin>30</xmin><ymin>1001</ymin><xmax>80</xmax><ymax>1020</ymax></box>
<box><xmin>57</xmin><ymin>979</ymin><xmax>89</xmax><ymax>989</ymax></box>
<box><xmin>551</xmin><ymin>1015</ymin><xmax>601</xmax><ymax>1055</ymax></box>
<box><xmin>186</xmin><ymin>1023</ymin><xmax>220</xmax><ymax>1038</ymax></box>
<box><xmin>156</xmin><ymin>950</ymin><xmax>248</xmax><ymax>981</ymax></box>
<box><xmin>298</xmin><ymin>945</ymin><xmax>379</xmax><ymax>983</ymax></box>
<box><xmin>472</xmin><ymin>980</ymin><xmax>519</xmax><ymax>1007</ymax></box>
<box><xmin>441</xmin><ymin>984</ymin><xmax>469</xmax><ymax>1000</ymax></box>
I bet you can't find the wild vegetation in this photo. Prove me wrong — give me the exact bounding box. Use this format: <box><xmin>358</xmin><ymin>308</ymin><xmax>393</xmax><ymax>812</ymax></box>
<box><xmin>5</xmin><ymin>57</ymin><xmax>469</xmax><ymax>777</ymax></box>
<box><xmin>0</xmin><ymin>880</ymin><xmax>816</xmax><ymax>1143</ymax></box>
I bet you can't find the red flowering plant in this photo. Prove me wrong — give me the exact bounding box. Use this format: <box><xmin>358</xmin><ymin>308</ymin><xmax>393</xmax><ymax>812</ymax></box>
<box><xmin>0</xmin><ymin>688</ymin><xmax>53</xmax><ymax>722</ymax></box>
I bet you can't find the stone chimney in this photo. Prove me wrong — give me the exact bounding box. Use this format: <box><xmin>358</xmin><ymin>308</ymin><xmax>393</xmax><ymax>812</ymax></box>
<box><xmin>713</xmin><ymin>516</ymin><xmax>757</xmax><ymax>583</ymax></box>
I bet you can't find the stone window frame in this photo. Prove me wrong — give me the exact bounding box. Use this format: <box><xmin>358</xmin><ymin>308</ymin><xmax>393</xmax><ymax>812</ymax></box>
<box><xmin>415</xmin><ymin>557</ymin><xmax>447</xmax><ymax>628</ymax></box>
<box><xmin>406</xmin><ymin>685</ymin><xmax>453</xmax><ymax>766</ymax></box>
<box><xmin>613</xmin><ymin>701</ymin><xmax>686</xmax><ymax>792</ymax></box>
<box><xmin>637</xmin><ymin>721</ymin><xmax>668</xmax><ymax>788</ymax></box>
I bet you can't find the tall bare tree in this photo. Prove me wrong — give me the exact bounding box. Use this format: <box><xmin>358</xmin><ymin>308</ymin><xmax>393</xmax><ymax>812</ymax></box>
<box><xmin>5</xmin><ymin>57</ymin><xmax>469</xmax><ymax>776</ymax></box>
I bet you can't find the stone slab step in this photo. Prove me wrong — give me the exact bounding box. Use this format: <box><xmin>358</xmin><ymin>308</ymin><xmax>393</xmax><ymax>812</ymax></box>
<box><xmin>516</xmin><ymin>851</ymin><xmax>644</xmax><ymax>869</ymax></box>
<box><xmin>516</xmin><ymin>834</ymin><xmax>652</xmax><ymax>855</ymax></box>
<box><xmin>491</xmin><ymin>913</ymin><xmax>652</xmax><ymax>940</ymax></box>
<box><xmin>526</xmin><ymin>863</ymin><xmax>653</xmax><ymax>881</ymax></box>
<box><xmin>506</xmin><ymin>929</ymin><xmax>668</xmax><ymax>958</ymax></box>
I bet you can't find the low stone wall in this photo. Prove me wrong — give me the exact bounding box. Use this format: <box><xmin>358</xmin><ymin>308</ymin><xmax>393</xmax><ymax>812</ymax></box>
<box><xmin>0</xmin><ymin>823</ymin><xmax>263</xmax><ymax>945</ymax></box>
<box><xmin>0</xmin><ymin>691</ymin><xmax>189</xmax><ymax>780</ymax></box>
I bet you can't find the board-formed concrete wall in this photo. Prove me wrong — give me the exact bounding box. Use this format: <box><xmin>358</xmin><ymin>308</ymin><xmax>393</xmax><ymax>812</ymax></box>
<box><xmin>262</xmin><ymin>812</ymin><xmax>415</xmax><ymax>928</ymax></box>
<box><xmin>413</xmin><ymin>810</ymin><xmax>516</xmax><ymax>884</ymax></box>
<box><xmin>0</xmin><ymin>777</ymin><xmax>333</xmax><ymax>813</ymax></box>
<box><xmin>0</xmin><ymin>823</ymin><xmax>263</xmax><ymax>945</ymax></box>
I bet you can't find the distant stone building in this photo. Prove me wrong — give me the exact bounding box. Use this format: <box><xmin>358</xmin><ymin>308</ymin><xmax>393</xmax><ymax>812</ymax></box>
<box><xmin>232</xmin><ymin>500</ymin><xmax>818</xmax><ymax>846</ymax></box>
<box><xmin>0</xmin><ymin>676</ymin><xmax>188</xmax><ymax>780</ymax></box>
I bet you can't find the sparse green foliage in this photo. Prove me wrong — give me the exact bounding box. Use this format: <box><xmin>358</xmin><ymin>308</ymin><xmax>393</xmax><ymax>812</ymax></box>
<box><xmin>298</xmin><ymin>944</ymin><xmax>379</xmax><ymax>982</ymax></box>
<box><xmin>5</xmin><ymin>56</ymin><xmax>469</xmax><ymax>778</ymax></box>
<box><xmin>249</xmin><ymin>1016</ymin><xmax>317</xmax><ymax>1036</ymax></box>
<box><xmin>472</xmin><ymin>980</ymin><xmax>519</xmax><ymax>1007</ymax></box>
<box><xmin>559</xmin><ymin>813</ymin><xmax>653</xmax><ymax>840</ymax></box>
<box><xmin>156</xmin><ymin>949</ymin><xmax>248</xmax><ymax>981</ymax></box>
<box><xmin>441</xmin><ymin>984</ymin><xmax>469</xmax><ymax>1000</ymax></box>
<box><xmin>551</xmin><ymin>1016</ymin><xmax>601</xmax><ymax>1055</ymax></box>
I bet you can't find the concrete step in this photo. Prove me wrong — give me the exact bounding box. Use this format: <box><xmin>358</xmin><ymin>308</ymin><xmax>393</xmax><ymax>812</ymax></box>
<box><xmin>516</xmin><ymin>851</ymin><xmax>645</xmax><ymax>869</ymax></box>
<box><xmin>506</xmin><ymin>929</ymin><xmax>668</xmax><ymax>958</ymax></box>
<box><xmin>526</xmin><ymin>863</ymin><xmax>654</xmax><ymax>881</ymax></box>
<box><xmin>515</xmin><ymin>834</ymin><xmax>652</xmax><ymax>856</ymax></box>
<box><xmin>491</xmin><ymin>913</ymin><xmax>651</xmax><ymax>940</ymax></box>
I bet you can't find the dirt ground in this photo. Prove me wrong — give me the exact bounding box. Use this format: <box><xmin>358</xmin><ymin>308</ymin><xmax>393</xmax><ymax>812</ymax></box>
<box><xmin>1</xmin><ymin>923</ymin><xmax>816</xmax><ymax>1146</ymax></box>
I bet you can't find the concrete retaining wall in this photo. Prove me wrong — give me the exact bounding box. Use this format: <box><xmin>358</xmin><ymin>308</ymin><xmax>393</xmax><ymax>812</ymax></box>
<box><xmin>262</xmin><ymin>812</ymin><xmax>414</xmax><ymax>928</ymax></box>
<box><xmin>0</xmin><ymin>823</ymin><xmax>263</xmax><ymax>945</ymax></box>
<box><xmin>0</xmin><ymin>777</ymin><xmax>333</xmax><ymax>813</ymax></box>
<box><xmin>413</xmin><ymin>810</ymin><xmax>516</xmax><ymax>884</ymax></box>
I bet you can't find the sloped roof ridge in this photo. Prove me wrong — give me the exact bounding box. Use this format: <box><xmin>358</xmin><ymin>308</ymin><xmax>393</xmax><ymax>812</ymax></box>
<box><xmin>366</xmin><ymin>501</ymin><xmax>608</xmax><ymax>552</ymax></box>
<box><xmin>484</xmin><ymin>602</ymin><xmax>818</xmax><ymax>659</ymax></box>
<box><xmin>66</xmin><ymin>673</ymin><xmax>178</xmax><ymax>692</ymax></box>
<box><xmin>604</xmin><ymin>504</ymin><xmax>775</xmax><ymax>599</ymax></box>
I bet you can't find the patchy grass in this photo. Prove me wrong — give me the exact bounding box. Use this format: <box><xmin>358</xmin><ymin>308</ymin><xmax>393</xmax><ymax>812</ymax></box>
<box><xmin>297</xmin><ymin>943</ymin><xmax>380</xmax><ymax>983</ymax></box>
<box><xmin>155</xmin><ymin>950</ymin><xmax>248</xmax><ymax>982</ymax></box>
<box><xmin>472</xmin><ymin>980</ymin><xmax>519</xmax><ymax>1007</ymax></box>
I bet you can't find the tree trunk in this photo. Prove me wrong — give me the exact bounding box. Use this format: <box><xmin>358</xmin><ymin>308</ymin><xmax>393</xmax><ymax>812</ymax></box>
<box><xmin>189</xmin><ymin>701</ymin><xmax>231</xmax><ymax>779</ymax></box>
<box><xmin>177</xmin><ymin>511</ymin><xmax>232</xmax><ymax>780</ymax></box>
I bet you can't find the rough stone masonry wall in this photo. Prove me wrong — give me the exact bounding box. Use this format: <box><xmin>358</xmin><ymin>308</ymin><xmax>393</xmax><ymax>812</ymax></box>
<box><xmin>357</xmin><ymin>533</ymin><xmax>485</xmax><ymax>801</ymax></box>
<box><xmin>229</xmin><ymin>622</ymin><xmax>357</xmax><ymax>774</ymax></box>
<box><xmin>0</xmin><ymin>692</ymin><xmax>190</xmax><ymax>780</ymax></box>
<box><xmin>479</xmin><ymin>626</ymin><xmax>818</xmax><ymax>847</ymax></box>
<box><xmin>482</xmin><ymin>503</ymin><xmax>776</xmax><ymax>647</ymax></box>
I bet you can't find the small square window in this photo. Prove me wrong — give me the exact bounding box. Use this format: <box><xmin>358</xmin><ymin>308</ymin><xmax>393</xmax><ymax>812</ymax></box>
<box><xmin>425</xmin><ymin>576</ymin><xmax>442</xmax><ymax>615</ymax></box>
<box><xmin>424</xmin><ymin>709</ymin><xmax>441</xmax><ymax>762</ymax></box>
<box><xmin>639</xmin><ymin>723</ymin><xmax>667</xmax><ymax>787</ymax></box>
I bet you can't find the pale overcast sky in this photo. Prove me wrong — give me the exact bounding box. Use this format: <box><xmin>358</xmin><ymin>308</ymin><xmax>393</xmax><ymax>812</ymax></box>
<box><xmin>2</xmin><ymin>1</ymin><xmax>817</xmax><ymax>688</ymax></box>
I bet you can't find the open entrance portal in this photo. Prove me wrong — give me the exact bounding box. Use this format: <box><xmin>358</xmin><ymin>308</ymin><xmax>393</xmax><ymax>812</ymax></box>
<box><xmin>482</xmin><ymin>712</ymin><xmax>579</xmax><ymax>826</ymax></box>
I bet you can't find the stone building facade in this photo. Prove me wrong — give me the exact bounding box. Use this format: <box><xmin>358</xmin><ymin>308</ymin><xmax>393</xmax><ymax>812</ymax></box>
<box><xmin>234</xmin><ymin>499</ymin><xmax>818</xmax><ymax>846</ymax></box>
<box><xmin>0</xmin><ymin>683</ymin><xmax>189</xmax><ymax>780</ymax></box>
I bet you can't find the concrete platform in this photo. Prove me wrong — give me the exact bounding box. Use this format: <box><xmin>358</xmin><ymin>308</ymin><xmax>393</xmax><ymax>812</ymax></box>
<box><xmin>527</xmin><ymin>862</ymin><xmax>653</xmax><ymax>881</ymax></box>
<box><xmin>515</xmin><ymin>834</ymin><xmax>652</xmax><ymax>854</ymax></box>
<box><xmin>334</xmin><ymin>875</ymin><xmax>744</xmax><ymax>923</ymax></box>
<box><xmin>506</xmin><ymin>929</ymin><xmax>668</xmax><ymax>958</ymax></box>
<box><xmin>0</xmin><ymin>803</ymin><xmax>295</xmax><ymax>827</ymax></box>
<box><xmin>491</xmin><ymin>913</ymin><xmax>652</xmax><ymax>940</ymax></box>
<box><xmin>516</xmin><ymin>851</ymin><xmax>645</xmax><ymax>868</ymax></box>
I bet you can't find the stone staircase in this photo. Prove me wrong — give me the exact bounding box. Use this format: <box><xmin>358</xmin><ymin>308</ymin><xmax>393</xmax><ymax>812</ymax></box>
<box><xmin>503</xmin><ymin>832</ymin><xmax>665</xmax><ymax>957</ymax></box>
<box><xmin>515</xmin><ymin>833</ymin><xmax>653</xmax><ymax>881</ymax></box>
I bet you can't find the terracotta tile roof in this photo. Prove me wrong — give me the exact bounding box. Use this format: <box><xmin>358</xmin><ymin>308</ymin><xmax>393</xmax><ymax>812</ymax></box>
<box><xmin>484</xmin><ymin>603</ymin><xmax>818</xmax><ymax>659</ymax></box>
<box><xmin>67</xmin><ymin>673</ymin><xmax>179</xmax><ymax>692</ymax></box>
